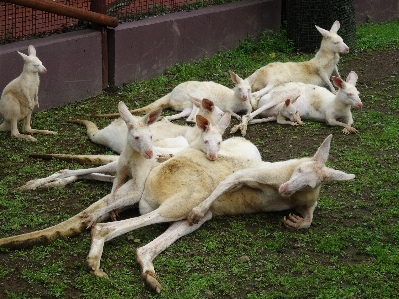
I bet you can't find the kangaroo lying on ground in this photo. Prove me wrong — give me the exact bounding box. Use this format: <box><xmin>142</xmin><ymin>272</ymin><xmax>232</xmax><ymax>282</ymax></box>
<box><xmin>93</xmin><ymin>70</ymin><xmax>256</xmax><ymax>121</ymax></box>
<box><xmin>69</xmin><ymin>97</ymin><xmax>225</xmax><ymax>154</ymax></box>
<box><xmin>0</xmin><ymin>135</ymin><xmax>354</xmax><ymax>294</ymax></box>
<box><xmin>231</xmin><ymin>96</ymin><xmax>303</xmax><ymax>136</ymax></box>
<box><xmin>0</xmin><ymin>45</ymin><xmax>57</xmax><ymax>141</ymax></box>
<box><xmin>233</xmin><ymin>72</ymin><xmax>362</xmax><ymax>136</ymax></box>
<box><xmin>104</xmin><ymin>102</ymin><xmax>231</xmax><ymax>222</ymax></box>
<box><xmin>249</xmin><ymin>20</ymin><xmax>349</xmax><ymax>110</ymax></box>
<box><xmin>17</xmin><ymin>99</ymin><xmax>228</xmax><ymax>191</ymax></box>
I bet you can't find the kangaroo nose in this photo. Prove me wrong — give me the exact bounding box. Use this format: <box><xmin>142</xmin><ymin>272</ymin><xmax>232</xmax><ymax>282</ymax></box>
<box><xmin>41</xmin><ymin>67</ymin><xmax>47</xmax><ymax>74</ymax></box>
<box><xmin>343</xmin><ymin>47</ymin><xmax>349</xmax><ymax>54</ymax></box>
<box><xmin>242</xmin><ymin>94</ymin><xmax>248</xmax><ymax>101</ymax></box>
<box><xmin>144</xmin><ymin>149</ymin><xmax>153</xmax><ymax>159</ymax></box>
<box><xmin>207</xmin><ymin>153</ymin><xmax>217</xmax><ymax>161</ymax></box>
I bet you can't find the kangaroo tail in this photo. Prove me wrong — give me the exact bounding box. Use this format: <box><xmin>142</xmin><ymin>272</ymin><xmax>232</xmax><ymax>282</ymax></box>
<box><xmin>68</xmin><ymin>119</ymin><xmax>99</xmax><ymax>138</ymax></box>
<box><xmin>0</xmin><ymin>196</ymin><xmax>108</xmax><ymax>249</ymax></box>
<box><xmin>29</xmin><ymin>153</ymin><xmax>119</xmax><ymax>165</ymax></box>
<box><xmin>92</xmin><ymin>93</ymin><xmax>171</xmax><ymax>118</ymax></box>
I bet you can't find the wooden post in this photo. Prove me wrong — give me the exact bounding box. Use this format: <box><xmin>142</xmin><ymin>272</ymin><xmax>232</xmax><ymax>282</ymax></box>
<box><xmin>91</xmin><ymin>0</ymin><xmax>110</xmax><ymax>89</ymax></box>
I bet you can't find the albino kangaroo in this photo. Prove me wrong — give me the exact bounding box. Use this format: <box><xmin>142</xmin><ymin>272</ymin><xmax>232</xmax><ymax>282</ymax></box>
<box><xmin>249</xmin><ymin>20</ymin><xmax>349</xmax><ymax>109</ymax></box>
<box><xmin>69</xmin><ymin>97</ymin><xmax>225</xmax><ymax>154</ymax></box>
<box><xmin>234</xmin><ymin>71</ymin><xmax>362</xmax><ymax>136</ymax></box>
<box><xmin>231</xmin><ymin>96</ymin><xmax>303</xmax><ymax>136</ymax></box>
<box><xmin>17</xmin><ymin>99</ymin><xmax>228</xmax><ymax>191</ymax></box>
<box><xmin>0</xmin><ymin>135</ymin><xmax>354</xmax><ymax>293</ymax></box>
<box><xmin>104</xmin><ymin>103</ymin><xmax>231</xmax><ymax>221</ymax></box>
<box><xmin>0</xmin><ymin>45</ymin><xmax>57</xmax><ymax>141</ymax></box>
<box><xmin>93</xmin><ymin>70</ymin><xmax>256</xmax><ymax>121</ymax></box>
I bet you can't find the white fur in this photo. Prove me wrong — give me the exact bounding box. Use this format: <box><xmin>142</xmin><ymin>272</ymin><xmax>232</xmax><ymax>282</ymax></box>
<box><xmin>0</xmin><ymin>45</ymin><xmax>57</xmax><ymax>141</ymax></box>
<box><xmin>94</xmin><ymin>71</ymin><xmax>257</xmax><ymax>121</ymax></box>
<box><xmin>250</xmin><ymin>20</ymin><xmax>349</xmax><ymax>109</ymax></box>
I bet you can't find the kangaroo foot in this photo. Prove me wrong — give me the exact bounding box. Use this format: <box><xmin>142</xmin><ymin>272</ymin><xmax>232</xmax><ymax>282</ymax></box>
<box><xmin>141</xmin><ymin>271</ymin><xmax>162</xmax><ymax>293</ymax></box>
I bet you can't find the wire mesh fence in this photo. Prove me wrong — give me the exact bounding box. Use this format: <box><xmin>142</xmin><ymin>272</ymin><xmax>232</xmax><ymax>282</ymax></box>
<box><xmin>285</xmin><ymin>0</ymin><xmax>356</xmax><ymax>52</ymax></box>
<box><xmin>0</xmin><ymin>0</ymin><xmax>241</xmax><ymax>44</ymax></box>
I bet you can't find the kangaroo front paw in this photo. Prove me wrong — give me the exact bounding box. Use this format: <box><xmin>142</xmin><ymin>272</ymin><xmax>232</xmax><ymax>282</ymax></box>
<box><xmin>342</xmin><ymin>127</ymin><xmax>359</xmax><ymax>134</ymax></box>
<box><xmin>283</xmin><ymin>213</ymin><xmax>311</xmax><ymax>229</ymax></box>
<box><xmin>187</xmin><ymin>207</ymin><xmax>205</xmax><ymax>225</ymax></box>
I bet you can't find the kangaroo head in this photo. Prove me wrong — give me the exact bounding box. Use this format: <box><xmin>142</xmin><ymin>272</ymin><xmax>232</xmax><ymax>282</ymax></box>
<box><xmin>279</xmin><ymin>135</ymin><xmax>355</xmax><ymax>197</ymax></box>
<box><xmin>229</xmin><ymin>70</ymin><xmax>255</xmax><ymax>102</ymax></box>
<box><xmin>280</xmin><ymin>96</ymin><xmax>300</xmax><ymax>122</ymax></box>
<box><xmin>18</xmin><ymin>45</ymin><xmax>47</xmax><ymax>74</ymax></box>
<box><xmin>332</xmin><ymin>71</ymin><xmax>362</xmax><ymax>109</ymax></box>
<box><xmin>195</xmin><ymin>112</ymin><xmax>231</xmax><ymax>161</ymax></box>
<box><xmin>188</xmin><ymin>95</ymin><xmax>224</xmax><ymax>125</ymax></box>
<box><xmin>118</xmin><ymin>101</ymin><xmax>162</xmax><ymax>159</ymax></box>
<box><xmin>316</xmin><ymin>20</ymin><xmax>349</xmax><ymax>54</ymax></box>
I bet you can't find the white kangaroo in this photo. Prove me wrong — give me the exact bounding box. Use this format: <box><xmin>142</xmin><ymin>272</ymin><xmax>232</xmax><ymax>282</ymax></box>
<box><xmin>234</xmin><ymin>71</ymin><xmax>362</xmax><ymax>136</ymax></box>
<box><xmin>17</xmin><ymin>99</ymin><xmax>228</xmax><ymax>191</ymax></box>
<box><xmin>231</xmin><ymin>96</ymin><xmax>303</xmax><ymax>136</ymax></box>
<box><xmin>249</xmin><ymin>20</ymin><xmax>349</xmax><ymax>109</ymax></box>
<box><xmin>69</xmin><ymin>97</ymin><xmax>225</xmax><ymax>154</ymax></box>
<box><xmin>0</xmin><ymin>135</ymin><xmax>354</xmax><ymax>293</ymax></box>
<box><xmin>85</xmin><ymin>134</ymin><xmax>354</xmax><ymax>292</ymax></box>
<box><xmin>93</xmin><ymin>70</ymin><xmax>257</xmax><ymax>121</ymax></box>
<box><xmin>0</xmin><ymin>45</ymin><xmax>57</xmax><ymax>141</ymax></box>
<box><xmin>103</xmin><ymin>103</ymin><xmax>231</xmax><ymax>222</ymax></box>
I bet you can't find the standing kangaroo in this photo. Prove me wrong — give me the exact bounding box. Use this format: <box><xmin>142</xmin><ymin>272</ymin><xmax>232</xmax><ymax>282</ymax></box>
<box><xmin>249</xmin><ymin>20</ymin><xmax>349</xmax><ymax>109</ymax></box>
<box><xmin>0</xmin><ymin>45</ymin><xmax>57</xmax><ymax>141</ymax></box>
<box><xmin>93</xmin><ymin>71</ymin><xmax>257</xmax><ymax>121</ymax></box>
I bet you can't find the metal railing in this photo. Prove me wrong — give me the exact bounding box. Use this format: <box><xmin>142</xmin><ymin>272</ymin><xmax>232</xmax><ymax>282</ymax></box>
<box><xmin>0</xmin><ymin>0</ymin><xmax>241</xmax><ymax>44</ymax></box>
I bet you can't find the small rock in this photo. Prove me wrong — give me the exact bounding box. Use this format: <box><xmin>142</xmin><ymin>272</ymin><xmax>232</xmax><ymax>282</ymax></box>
<box><xmin>239</xmin><ymin>255</ymin><xmax>250</xmax><ymax>262</ymax></box>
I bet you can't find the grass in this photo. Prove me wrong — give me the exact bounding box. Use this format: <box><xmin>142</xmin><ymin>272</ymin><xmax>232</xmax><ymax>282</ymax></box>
<box><xmin>0</xmin><ymin>20</ymin><xmax>399</xmax><ymax>298</ymax></box>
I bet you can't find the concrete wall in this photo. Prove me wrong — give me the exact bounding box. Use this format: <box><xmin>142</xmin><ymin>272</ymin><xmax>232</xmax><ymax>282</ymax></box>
<box><xmin>354</xmin><ymin>0</ymin><xmax>399</xmax><ymax>24</ymax></box>
<box><xmin>109</xmin><ymin>0</ymin><xmax>281</xmax><ymax>86</ymax></box>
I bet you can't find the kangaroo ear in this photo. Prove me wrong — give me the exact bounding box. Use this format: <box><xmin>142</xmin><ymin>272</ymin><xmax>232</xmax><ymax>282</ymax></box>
<box><xmin>245</xmin><ymin>70</ymin><xmax>257</xmax><ymax>85</ymax></box>
<box><xmin>324</xmin><ymin>168</ymin><xmax>355</xmax><ymax>181</ymax></box>
<box><xmin>330</xmin><ymin>20</ymin><xmax>340</xmax><ymax>33</ymax></box>
<box><xmin>229</xmin><ymin>70</ymin><xmax>241</xmax><ymax>84</ymax></box>
<box><xmin>28</xmin><ymin>45</ymin><xmax>36</xmax><ymax>57</ymax></box>
<box><xmin>118</xmin><ymin>101</ymin><xmax>135</xmax><ymax>125</ymax></box>
<box><xmin>201</xmin><ymin>98</ymin><xmax>214</xmax><ymax>112</ymax></box>
<box><xmin>346</xmin><ymin>71</ymin><xmax>358</xmax><ymax>85</ymax></box>
<box><xmin>196</xmin><ymin>115</ymin><xmax>210</xmax><ymax>132</ymax></box>
<box><xmin>144</xmin><ymin>108</ymin><xmax>162</xmax><ymax>125</ymax></box>
<box><xmin>18</xmin><ymin>51</ymin><xmax>30</xmax><ymax>62</ymax></box>
<box><xmin>188</xmin><ymin>94</ymin><xmax>202</xmax><ymax>108</ymax></box>
<box><xmin>332</xmin><ymin>76</ymin><xmax>345</xmax><ymax>89</ymax></box>
<box><xmin>216</xmin><ymin>112</ymin><xmax>231</xmax><ymax>132</ymax></box>
<box><xmin>290</xmin><ymin>95</ymin><xmax>300</xmax><ymax>104</ymax></box>
<box><xmin>313</xmin><ymin>134</ymin><xmax>332</xmax><ymax>164</ymax></box>
<box><xmin>315</xmin><ymin>25</ymin><xmax>329</xmax><ymax>37</ymax></box>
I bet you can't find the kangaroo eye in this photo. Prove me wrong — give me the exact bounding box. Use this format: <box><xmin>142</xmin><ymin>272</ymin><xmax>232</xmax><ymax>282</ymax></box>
<box><xmin>134</xmin><ymin>136</ymin><xmax>139</xmax><ymax>140</ymax></box>
<box><xmin>204</xmin><ymin>140</ymin><xmax>209</xmax><ymax>144</ymax></box>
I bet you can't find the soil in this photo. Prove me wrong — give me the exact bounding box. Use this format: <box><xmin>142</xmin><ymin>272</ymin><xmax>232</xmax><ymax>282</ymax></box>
<box><xmin>0</xmin><ymin>48</ymin><xmax>398</xmax><ymax>298</ymax></box>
